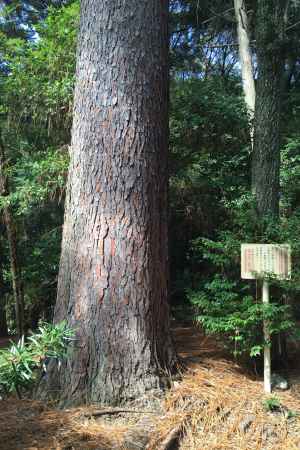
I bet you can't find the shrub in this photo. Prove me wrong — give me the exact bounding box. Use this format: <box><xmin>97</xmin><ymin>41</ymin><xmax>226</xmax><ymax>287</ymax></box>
<box><xmin>0</xmin><ymin>321</ymin><xmax>74</xmax><ymax>398</ymax></box>
<box><xmin>187</xmin><ymin>195</ymin><xmax>300</xmax><ymax>360</ymax></box>
<box><xmin>189</xmin><ymin>275</ymin><xmax>294</xmax><ymax>358</ymax></box>
<box><xmin>262</xmin><ymin>396</ymin><xmax>281</xmax><ymax>412</ymax></box>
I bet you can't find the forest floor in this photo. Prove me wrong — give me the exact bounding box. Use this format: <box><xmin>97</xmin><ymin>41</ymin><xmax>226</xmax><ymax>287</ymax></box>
<box><xmin>1</xmin><ymin>324</ymin><xmax>300</xmax><ymax>450</ymax></box>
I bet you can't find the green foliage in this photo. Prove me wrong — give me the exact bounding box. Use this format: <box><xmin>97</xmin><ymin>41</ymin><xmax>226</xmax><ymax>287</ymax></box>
<box><xmin>0</xmin><ymin>1</ymin><xmax>78</xmax><ymax>210</ymax></box>
<box><xmin>0</xmin><ymin>321</ymin><xmax>74</xmax><ymax>398</ymax></box>
<box><xmin>189</xmin><ymin>275</ymin><xmax>294</xmax><ymax>358</ymax></box>
<box><xmin>170</xmin><ymin>77</ymin><xmax>249</xmax><ymax>181</ymax></box>
<box><xmin>0</xmin><ymin>148</ymin><xmax>69</xmax><ymax>215</ymax></box>
<box><xmin>0</xmin><ymin>2</ymin><xmax>79</xmax><ymax>327</ymax></box>
<box><xmin>187</xmin><ymin>196</ymin><xmax>300</xmax><ymax>359</ymax></box>
<box><xmin>281</xmin><ymin>137</ymin><xmax>300</xmax><ymax>213</ymax></box>
<box><xmin>169</xmin><ymin>76</ymin><xmax>250</xmax><ymax>304</ymax></box>
<box><xmin>262</xmin><ymin>396</ymin><xmax>281</xmax><ymax>412</ymax></box>
<box><xmin>2</xmin><ymin>1</ymin><xmax>79</xmax><ymax>142</ymax></box>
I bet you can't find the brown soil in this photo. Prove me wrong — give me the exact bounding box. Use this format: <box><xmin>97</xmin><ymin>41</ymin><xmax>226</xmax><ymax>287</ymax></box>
<box><xmin>0</xmin><ymin>336</ymin><xmax>16</xmax><ymax>349</ymax></box>
<box><xmin>0</xmin><ymin>324</ymin><xmax>300</xmax><ymax>450</ymax></box>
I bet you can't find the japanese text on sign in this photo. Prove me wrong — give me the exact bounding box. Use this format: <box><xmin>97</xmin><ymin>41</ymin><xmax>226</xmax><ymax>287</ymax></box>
<box><xmin>241</xmin><ymin>244</ymin><xmax>291</xmax><ymax>280</ymax></box>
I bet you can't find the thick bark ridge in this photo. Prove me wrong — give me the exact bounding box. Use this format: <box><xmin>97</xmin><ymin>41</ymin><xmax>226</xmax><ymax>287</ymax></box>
<box><xmin>252</xmin><ymin>0</ymin><xmax>288</xmax><ymax>217</ymax></box>
<box><xmin>47</xmin><ymin>0</ymin><xmax>177</xmax><ymax>406</ymax></box>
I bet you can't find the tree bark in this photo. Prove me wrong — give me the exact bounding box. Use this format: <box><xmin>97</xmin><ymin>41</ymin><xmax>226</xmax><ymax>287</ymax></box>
<box><xmin>0</xmin><ymin>294</ymin><xmax>8</xmax><ymax>337</ymax></box>
<box><xmin>251</xmin><ymin>0</ymin><xmax>289</xmax><ymax>366</ymax></box>
<box><xmin>251</xmin><ymin>0</ymin><xmax>288</xmax><ymax>217</ymax></box>
<box><xmin>0</xmin><ymin>235</ymin><xmax>8</xmax><ymax>336</ymax></box>
<box><xmin>0</xmin><ymin>135</ymin><xmax>24</xmax><ymax>338</ymax></box>
<box><xmin>45</xmin><ymin>0</ymin><xmax>177</xmax><ymax>406</ymax></box>
<box><xmin>234</xmin><ymin>0</ymin><xmax>256</xmax><ymax>134</ymax></box>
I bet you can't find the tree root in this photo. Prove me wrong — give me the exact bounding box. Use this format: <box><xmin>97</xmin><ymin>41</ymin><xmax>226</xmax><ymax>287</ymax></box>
<box><xmin>155</xmin><ymin>422</ymin><xmax>186</xmax><ymax>450</ymax></box>
<box><xmin>84</xmin><ymin>408</ymin><xmax>157</xmax><ymax>418</ymax></box>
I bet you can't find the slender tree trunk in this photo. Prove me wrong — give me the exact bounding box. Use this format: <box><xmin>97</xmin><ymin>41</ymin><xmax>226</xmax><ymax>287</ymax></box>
<box><xmin>0</xmin><ymin>234</ymin><xmax>8</xmax><ymax>336</ymax></box>
<box><xmin>234</xmin><ymin>0</ymin><xmax>256</xmax><ymax>139</ymax></box>
<box><xmin>0</xmin><ymin>301</ymin><xmax>8</xmax><ymax>337</ymax></box>
<box><xmin>44</xmin><ymin>0</ymin><xmax>177</xmax><ymax>406</ymax></box>
<box><xmin>251</xmin><ymin>0</ymin><xmax>288</xmax><ymax>217</ymax></box>
<box><xmin>0</xmin><ymin>255</ymin><xmax>8</xmax><ymax>337</ymax></box>
<box><xmin>0</xmin><ymin>135</ymin><xmax>24</xmax><ymax>338</ymax></box>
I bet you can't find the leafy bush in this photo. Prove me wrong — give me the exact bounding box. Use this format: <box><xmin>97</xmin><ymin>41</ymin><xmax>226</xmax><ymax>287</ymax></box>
<box><xmin>0</xmin><ymin>321</ymin><xmax>74</xmax><ymax>398</ymax></box>
<box><xmin>189</xmin><ymin>275</ymin><xmax>294</xmax><ymax>358</ymax></box>
<box><xmin>262</xmin><ymin>396</ymin><xmax>281</xmax><ymax>412</ymax></box>
<box><xmin>187</xmin><ymin>195</ymin><xmax>300</xmax><ymax>360</ymax></box>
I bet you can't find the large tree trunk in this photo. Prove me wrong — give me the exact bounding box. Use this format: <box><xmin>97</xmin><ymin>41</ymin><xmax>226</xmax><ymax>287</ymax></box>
<box><xmin>251</xmin><ymin>0</ymin><xmax>288</xmax><ymax>217</ymax></box>
<box><xmin>0</xmin><ymin>135</ymin><xmax>24</xmax><ymax>338</ymax></box>
<box><xmin>45</xmin><ymin>0</ymin><xmax>177</xmax><ymax>406</ymax></box>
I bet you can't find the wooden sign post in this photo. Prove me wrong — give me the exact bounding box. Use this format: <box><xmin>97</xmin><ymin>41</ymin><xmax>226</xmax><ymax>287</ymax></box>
<box><xmin>262</xmin><ymin>280</ymin><xmax>271</xmax><ymax>393</ymax></box>
<box><xmin>241</xmin><ymin>244</ymin><xmax>291</xmax><ymax>393</ymax></box>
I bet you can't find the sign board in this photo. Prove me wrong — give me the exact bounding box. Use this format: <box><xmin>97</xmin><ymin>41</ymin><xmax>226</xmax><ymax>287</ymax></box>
<box><xmin>241</xmin><ymin>244</ymin><xmax>291</xmax><ymax>280</ymax></box>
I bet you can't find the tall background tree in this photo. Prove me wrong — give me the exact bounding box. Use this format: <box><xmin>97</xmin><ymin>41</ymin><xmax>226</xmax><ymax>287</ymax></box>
<box><xmin>233</xmin><ymin>0</ymin><xmax>255</xmax><ymax>142</ymax></box>
<box><xmin>252</xmin><ymin>0</ymin><xmax>289</xmax><ymax>218</ymax></box>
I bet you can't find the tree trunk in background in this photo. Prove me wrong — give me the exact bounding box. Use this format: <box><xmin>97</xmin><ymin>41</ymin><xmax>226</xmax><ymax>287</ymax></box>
<box><xmin>0</xmin><ymin>301</ymin><xmax>8</xmax><ymax>337</ymax></box>
<box><xmin>252</xmin><ymin>0</ymin><xmax>289</xmax><ymax>366</ymax></box>
<box><xmin>251</xmin><ymin>0</ymin><xmax>288</xmax><ymax>217</ymax></box>
<box><xmin>0</xmin><ymin>135</ymin><xmax>24</xmax><ymax>338</ymax></box>
<box><xmin>44</xmin><ymin>0</ymin><xmax>177</xmax><ymax>406</ymax></box>
<box><xmin>0</xmin><ymin>247</ymin><xmax>8</xmax><ymax>337</ymax></box>
<box><xmin>234</xmin><ymin>0</ymin><xmax>255</xmax><ymax>141</ymax></box>
<box><xmin>0</xmin><ymin>234</ymin><xmax>8</xmax><ymax>336</ymax></box>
